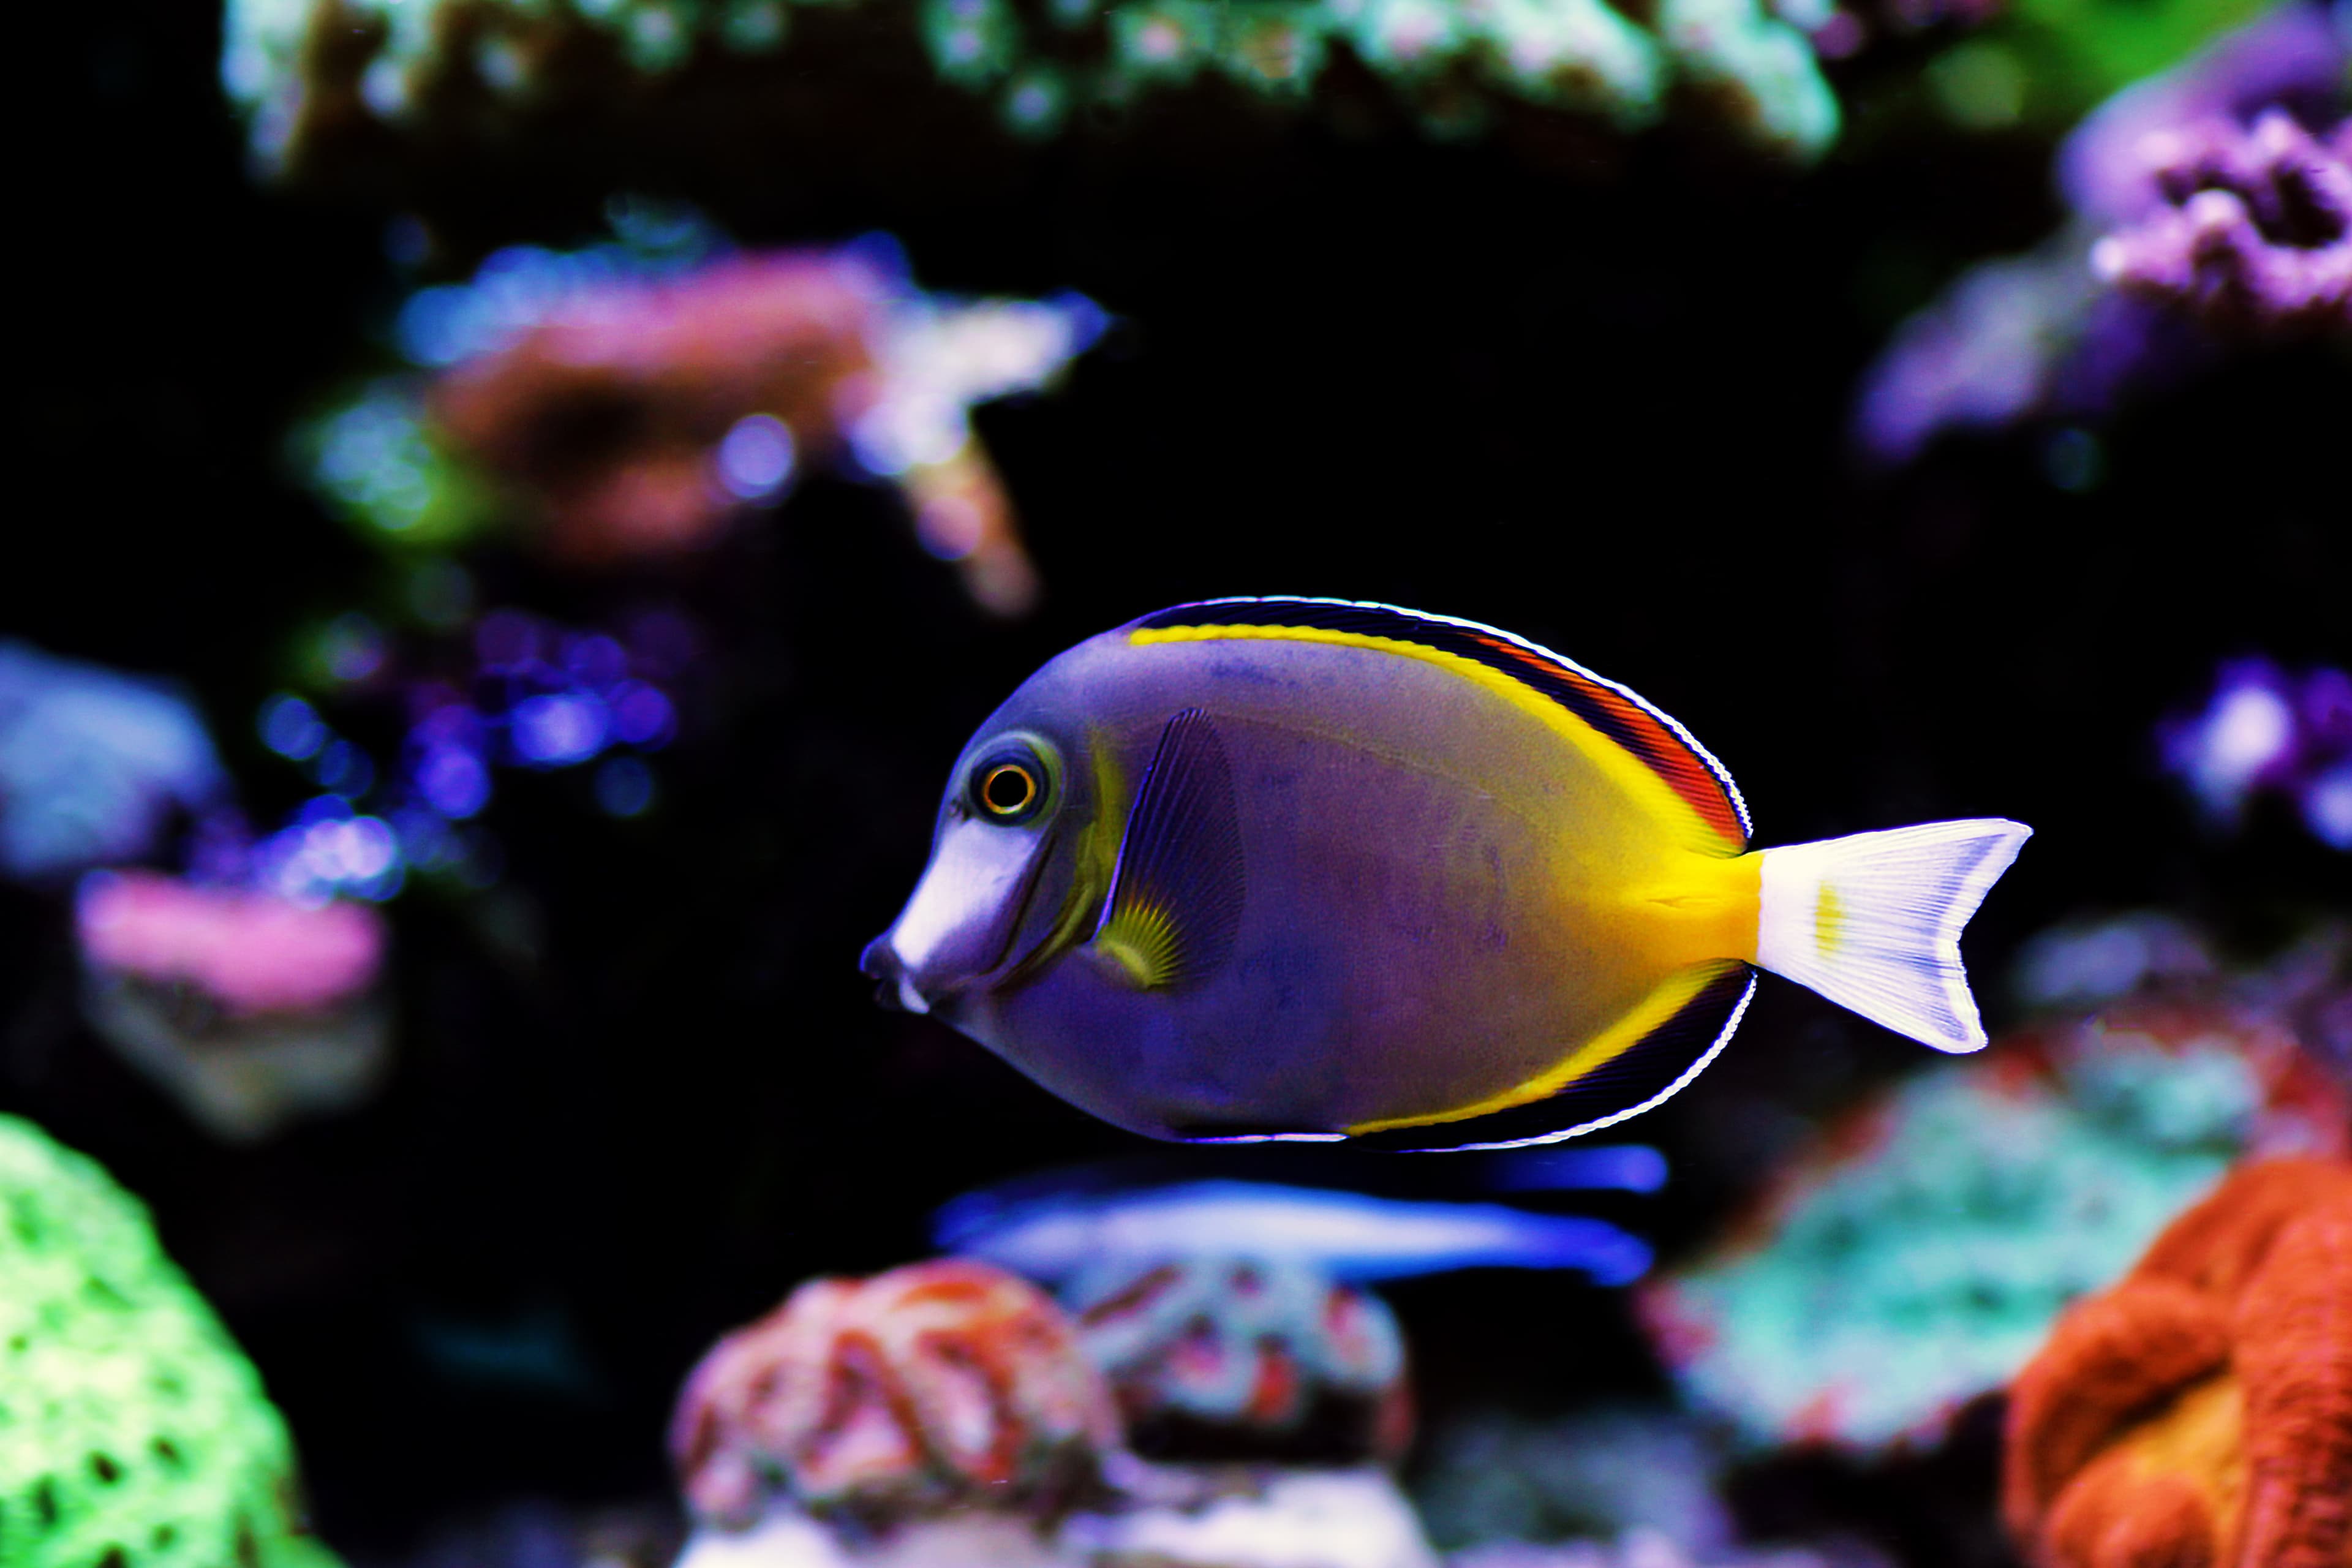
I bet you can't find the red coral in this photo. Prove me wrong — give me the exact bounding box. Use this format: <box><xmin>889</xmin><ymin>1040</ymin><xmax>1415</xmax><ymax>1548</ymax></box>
<box><xmin>2003</xmin><ymin>1158</ymin><xmax>2352</xmax><ymax>1568</ymax></box>
<box><xmin>668</xmin><ymin>1260</ymin><xmax>1119</xmax><ymax>1531</ymax></box>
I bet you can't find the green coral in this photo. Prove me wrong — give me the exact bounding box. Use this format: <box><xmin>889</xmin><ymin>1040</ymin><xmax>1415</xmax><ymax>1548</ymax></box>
<box><xmin>297</xmin><ymin>380</ymin><xmax>502</xmax><ymax>551</ymax></box>
<box><xmin>0</xmin><ymin>1115</ymin><xmax>336</xmax><ymax>1568</ymax></box>
<box><xmin>222</xmin><ymin>0</ymin><xmax>1839</xmax><ymax>165</ymax></box>
<box><xmin>1648</xmin><ymin>1033</ymin><xmax>2272</xmax><ymax>1455</ymax></box>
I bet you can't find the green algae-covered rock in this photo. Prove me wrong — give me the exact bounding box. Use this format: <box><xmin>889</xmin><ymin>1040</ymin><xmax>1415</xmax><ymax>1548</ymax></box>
<box><xmin>0</xmin><ymin>1115</ymin><xmax>337</xmax><ymax>1568</ymax></box>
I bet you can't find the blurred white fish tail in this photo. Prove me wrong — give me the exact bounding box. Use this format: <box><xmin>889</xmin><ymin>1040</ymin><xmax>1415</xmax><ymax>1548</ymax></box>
<box><xmin>1755</xmin><ymin>819</ymin><xmax>2032</xmax><ymax>1054</ymax></box>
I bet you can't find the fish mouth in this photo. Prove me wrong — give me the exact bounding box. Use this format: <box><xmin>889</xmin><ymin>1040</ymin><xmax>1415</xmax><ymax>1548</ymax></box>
<box><xmin>859</xmin><ymin>937</ymin><xmax>951</xmax><ymax>1016</ymax></box>
<box><xmin>862</xmin><ymin>820</ymin><xmax>1057</xmax><ymax>1014</ymax></box>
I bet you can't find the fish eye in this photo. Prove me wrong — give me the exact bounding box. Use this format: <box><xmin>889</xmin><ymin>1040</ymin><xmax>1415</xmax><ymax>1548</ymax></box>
<box><xmin>969</xmin><ymin>747</ymin><xmax>1048</xmax><ymax>824</ymax></box>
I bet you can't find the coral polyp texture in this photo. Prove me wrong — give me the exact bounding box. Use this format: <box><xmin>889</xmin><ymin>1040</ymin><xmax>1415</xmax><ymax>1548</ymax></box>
<box><xmin>1850</xmin><ymin>2</ymin><xmax>2348</xmax><ymax>464</ymax></box>
<box><xmin>2003</xmin><ymin>1157</ymin><xmax>2352</xmax><ymax>1568</ymax></box>
<box><xmin>303</xmin><ymin>232</ymin><xmax>1099</xmax><ymax>614</ymax></box>
<box><xmin>75</xmin><ymin>872</ymin><xmax>392</xmax><ymax>1140</ymax></box>
<box><xmin>1637</xmin><ymin>995</ymin><xmax>2350</xmax><ymax>1456</ymax></box>
<box><xmin>0</xmin><ymin>1114</ymin><xmax>337</xmax><ymax>1568</ymax></box>
<box><xmin>223</xmin><ymin>0</ymin><xmax>1839</xmax><ymax>181</ymax></box>
<box><xmin>1066</xmin><ymin>1255</ymin><xmax>1412</xmax><ymax>1464</ymax></box>
<box><xmin>2090</xmin><ymin>110</ymin><xmax>2352</xmax><ymax>331</ymax></box>
<box><xmin>668</xmin><ymin>1260</ymin><xmax>1119</xmax><ymax>1532</ymax></box>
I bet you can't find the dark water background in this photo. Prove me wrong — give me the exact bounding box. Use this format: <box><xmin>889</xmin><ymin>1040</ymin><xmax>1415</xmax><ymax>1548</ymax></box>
<box><xmin>9</xmin><ymin>1</ymin><xmax>2349</xmax><ymax>1559</ymax></box>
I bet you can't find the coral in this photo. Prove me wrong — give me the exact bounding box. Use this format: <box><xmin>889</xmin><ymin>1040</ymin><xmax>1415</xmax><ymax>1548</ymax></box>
<box><xmin>2090</xmin><ymin>111</ymin><xmax>2352</xmax><ymax>331</ymax></box>
<box><xmin>0</xmin><ymin>642</ymin><xmax>233</xmax><ymax>884</ymax></box>
<box><xmin>77</xmin><ymin>871</ymin><xmax>386</xmax><ymax>1017</ymax></box>
<box><xmin>1638</xmin><ymin>996</ymin><xmax>2350</xmax><ymax>1456</ymax></box>
<box><xmin>1850</xmin><ymin>2</ymin><xmax>2347</xmax><ymax>464</ymax></box>
<box><xmin>222</xmin><ymin>0</ymin><xmax>1839</xmax><ymax>181</ymax></box>
<box><xmin>2003</xmin><ymin>1157</ymin><xmax>2352</xmax><ymax>1568</ymax></box>
<box><xmin>2159</xmin><ymin>657</ymin><xmax>2352</xmax><ymax>848</ymax></box>
<box><xmin>0</xmin><ymin>1114</ymin><xmax>337</xmax><ymax>1568</ymax></box>
<box><xmin>669</xmin><ymin>1260</ymin><xmax>1119</xmax><ymax>1532</ymax></box>
<box><xmin>75</xmin><ymin>872</ymin><xmax>393</xmax><ymax>1140</ymax></box>
<box><xmin>304</xmin><ymin>231</ymin><xmax>1098</xmax><ymax>614</ymax></box>
<box><xmin>1066</xmin><ymin>1256</ymin><xmax>1412</xmax><ymax>1464</ymax></box>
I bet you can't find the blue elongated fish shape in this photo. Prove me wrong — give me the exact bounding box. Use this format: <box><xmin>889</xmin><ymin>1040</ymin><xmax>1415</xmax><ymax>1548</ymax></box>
<box><xmin>864</xmin><ymin>597</ymin><xmax>2030</xmax><ymax>1149</ymax></box>
<box><xmin>936</xmin><ymin>1178</ymin><xmax>1654</xmax><ymax>1286</ymax></box>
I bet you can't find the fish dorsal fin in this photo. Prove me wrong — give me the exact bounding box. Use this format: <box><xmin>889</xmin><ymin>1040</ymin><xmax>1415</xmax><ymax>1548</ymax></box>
<box><xmin>1090</xmin><ymin>708</ymin><xmax>1246</xmax><ymax>990</ymax></box>
<box><xmin>1134</xmin><ymin>597</ymin><xmax>1751</xmax><ymax>851</ymax></box>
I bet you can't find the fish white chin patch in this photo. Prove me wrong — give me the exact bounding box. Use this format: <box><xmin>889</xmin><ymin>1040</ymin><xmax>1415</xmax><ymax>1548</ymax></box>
<box><xmin>884</xmin><ymin>816</ymin><xmax>1049</xmax><ymax>995</ymax></box>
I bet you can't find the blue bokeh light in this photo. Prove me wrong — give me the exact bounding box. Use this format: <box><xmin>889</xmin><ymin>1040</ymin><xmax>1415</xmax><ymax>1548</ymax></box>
<box><xmin>594</xmin><ymin>756</ymin><xmax>657</xmax><ymax>818</ymax></box>
<box><xmin>715</xmin><ymin>415</ymin><xmax>796</xmax><ymax>502</ymax></box>
<box><xmin>609</xmin><ymin>683</ymin><xmax>675</xmax><ymax>748</ymax></box>
<box><xmin>511</xmin><ymin>693</ymin><xmax>610</xmax><ymax>767</ymax></box>
<box><xmin>259</xmin><ymin>693</ymin><xmax>328</xmax><ymax>760</ymax></box>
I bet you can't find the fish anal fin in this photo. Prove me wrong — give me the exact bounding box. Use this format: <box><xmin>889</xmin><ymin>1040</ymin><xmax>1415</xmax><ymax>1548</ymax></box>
<box><xmin>1086</xmin><ymin>708</ymin><xmax>1246</xmax><ymax>991</ymax></box>
<box><xmin>1348</xmin><ymin>962</ymin><xmax>1757</xmax><ymax>1151</ymax></box>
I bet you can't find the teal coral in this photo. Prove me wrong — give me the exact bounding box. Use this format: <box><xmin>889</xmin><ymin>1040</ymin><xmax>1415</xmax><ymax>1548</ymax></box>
<box><xmin>223</xmin><ymin>0</ymin><xmax>1838</xmax><ymax>168</ymax></box>
<box><xmin>0</xmin><ymin>1115</ymin><xmax>335</xmax><ymax>1568</ymax></box>
<box><xmin>1638</xmin><ymin>1000</ymin><xmax>2351</xmax><ymax>1456</ymax></box>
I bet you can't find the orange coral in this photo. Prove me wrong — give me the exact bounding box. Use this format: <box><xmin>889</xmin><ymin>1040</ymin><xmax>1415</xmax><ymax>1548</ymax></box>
<box><xmin>668</xmin><ymin>1259</ymin><xmax>1120</xmax><ymax>1531</ymax></box>
<box><xmin>2004</xmin><ymin>1158</ymin><xmax>2352</xmax><ymax>1568</ymax></box>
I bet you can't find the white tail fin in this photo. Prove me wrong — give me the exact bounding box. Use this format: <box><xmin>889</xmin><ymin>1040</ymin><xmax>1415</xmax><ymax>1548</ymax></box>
<box><xmin>1755</xmin><ymin>819</ymin><xmax>2032</xmax><ymax>1053</ymax></box>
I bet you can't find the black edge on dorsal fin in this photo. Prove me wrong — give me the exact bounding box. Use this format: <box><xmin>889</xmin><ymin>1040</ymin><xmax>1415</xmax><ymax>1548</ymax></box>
<box><xmin>1090</xmin><ymin>708</ymin><xmax>1246</xmax><ymax>990</ymax></box>
<box><xmin>1136</xmin><ymin>597</ymin><xmax>1751</xmax><ymax>848</ymax></box>
<box><xmin>1348</xmin><ymin>964</ymin><xmax>1758</xmax><ymax>1152</ymax></box>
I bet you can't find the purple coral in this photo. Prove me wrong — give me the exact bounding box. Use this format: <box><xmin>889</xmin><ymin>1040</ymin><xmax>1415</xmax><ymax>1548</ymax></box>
<box><xmin>1851</xmin><ymin>3</ymin><xmax>2350</xmax><ymax>462</ymax></box>
<box><xmin>2090</xmin><ymin>112</ymin><xmax>2352</xmax><ymax>331</ymax></box>
<box><xmin>2159</xmin><ymin>658</ymin><xmax>2352</xmax><ymax>847</ymax></box>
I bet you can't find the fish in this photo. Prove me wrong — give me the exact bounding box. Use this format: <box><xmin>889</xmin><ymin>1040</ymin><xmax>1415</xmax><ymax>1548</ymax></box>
<box><xmin>935</xmin><ymin>1177</ymin><xmax>1654</xmax><ymax>1286</ymax></box>
<box><xmin>862</xmin><ymin>597</ymin><xmax>2031</xmax><ymax>1150</ymax></box>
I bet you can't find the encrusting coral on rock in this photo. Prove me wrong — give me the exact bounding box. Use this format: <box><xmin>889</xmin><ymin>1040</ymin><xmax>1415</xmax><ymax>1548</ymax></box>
<box><xmin>303</xmin><ymin>230</ymin><xmax>1099</xmax><ymax>614</ymax></box>
<box><xmin>74</xmin><ymin>871</ymin><xmax>393</xmax><ymax>1141</ymax></box>
<box><xmin>1639</xmin><ymin>992</ymin><xmax>2349</xmax><ymax>1457</ymax></box>
<box><xmin>0</xmin><ymin>1114</ymin><xmax>338</xmax><ymax>1568</ymax></box>
<box><xmin>2003</xmin><ymin>1157</ymin><xmax>2352</xmax><ymax>1568</ymax></box>
<box><xmin>222</xmin><ymin>0</ymin><xmax>1841</xmax><ymax>189</ymax></box>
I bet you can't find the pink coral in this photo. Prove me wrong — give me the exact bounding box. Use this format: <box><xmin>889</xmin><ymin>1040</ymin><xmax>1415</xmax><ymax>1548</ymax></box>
<box><xmin>669</xmin><ymin>1260</ymin><xmax>1120</xmax><ymax>1531</ymax></box>
<box><xmin>75</xmin><ymin>870</ymin><xmax>386</xmax><ymax>1017</ymax></box>
<box><xmin>2090</xmin><ymin>111</ymin><xmax>2352</xmax><ymax>333</ymax></box>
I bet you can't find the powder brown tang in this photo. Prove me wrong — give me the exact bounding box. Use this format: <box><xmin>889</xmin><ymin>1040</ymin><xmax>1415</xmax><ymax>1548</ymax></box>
<box><xmin>862</xmin><ymin>598</ymin><xmax>2030</xmax><ymax>1149</ymax></box>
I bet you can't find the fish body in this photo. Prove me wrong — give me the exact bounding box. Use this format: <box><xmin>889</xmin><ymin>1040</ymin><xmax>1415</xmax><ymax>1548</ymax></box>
<box><xmin>937</xmin><ymin>1178</ymin><xmax>1653</xmax><ymax>1286</ymax></box>
<box><xmin>865</xmin><ymin>598</ymin><xmax>2029</xmax><ymax>1149</ymax></box>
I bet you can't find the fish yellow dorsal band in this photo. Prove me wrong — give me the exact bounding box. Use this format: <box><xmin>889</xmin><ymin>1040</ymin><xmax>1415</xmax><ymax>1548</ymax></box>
<box><xmin>1130</xmin><ymin>624</ymin><xmax>1730</xmax><ymax>854</ymax></box>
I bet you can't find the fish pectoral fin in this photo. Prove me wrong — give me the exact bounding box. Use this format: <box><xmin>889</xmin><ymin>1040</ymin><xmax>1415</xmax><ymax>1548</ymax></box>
<box><xmin>1088</xmin><ymin>708</ymin><xmax>1246</xmax><ymax>991</ymax></box>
